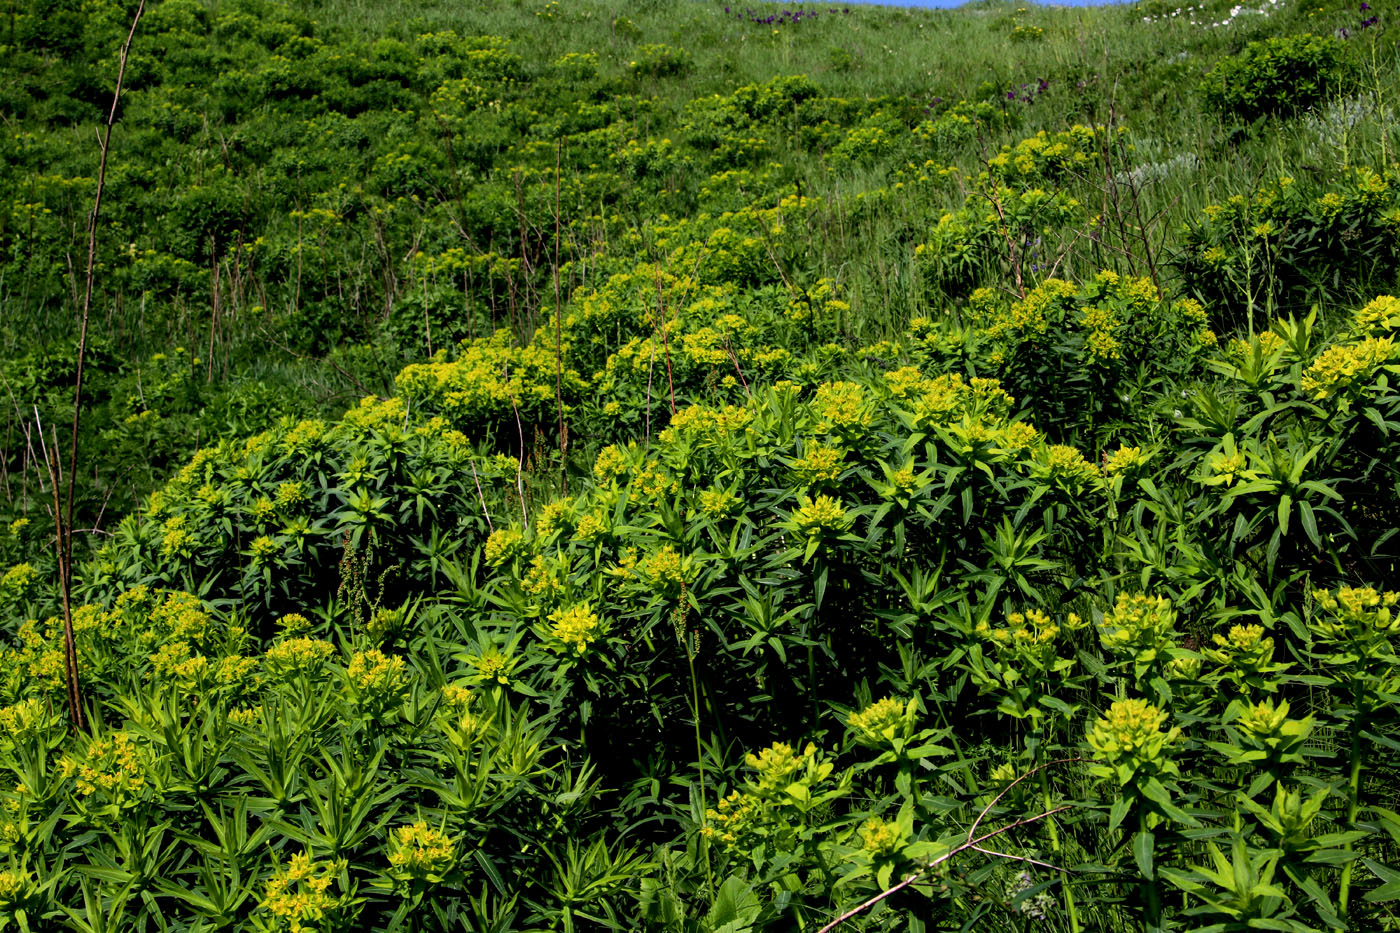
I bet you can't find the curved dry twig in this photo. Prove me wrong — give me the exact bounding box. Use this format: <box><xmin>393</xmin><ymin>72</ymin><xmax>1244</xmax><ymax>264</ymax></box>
<box><xmin>815</xmin><ymin>757</ymin><xmax>1086</xmax><ymax>933</ymax></box>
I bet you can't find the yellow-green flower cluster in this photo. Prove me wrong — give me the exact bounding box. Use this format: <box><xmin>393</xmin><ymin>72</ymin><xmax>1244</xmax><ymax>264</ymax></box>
<box><xmin>812</xmin><ymin>381</ymin><xmax>871</xmax><ymax>431</ymax></box>
<box><xmin>265</xmin><ymin>637</ymin><xmax>335</xmax><ymax>676</ymax></box>
<box><xmin>982</xmin><ymin>278</ymin><xmax>1077</xmax><ymax>344</ymax></box>
<box><xmin>282</xmin><ymin>419</ymin><xmax>326</xmax><ymax>453</ymax></box>
<box><xmin>1166</xmin><ymin>655</ymin><xmax>1203</xmax><ymax>682</ymax></box>
<box><xmin>847</xmin><ymin>697</ymin><xmax>912</xmax><ymax>747</ymax></box>
<box><xmin>57</xmin><ymin>731</ymin><xmax>147</xmax><ymax>804</ymax></box>
<box><xmin>483</xmin><ymin>526</ymin><xmax>527</xmax><ymax>567</ymax></box>
<box><xmin>0</xmin><ymin>563</ymin><xmax>36</xmax><ymax>605</ymax></box>
<box><xmin>1354</xmin><ymin>295</ymin><xmax>1400</xmax><ymax>334</ymax></box>
<box><xmin>572</xmin><ymin>511</ymin><xmax>607</xmax><ymax>542</ymax></box>
<box><xmin>977</xmin><ymin>608</ymin><xmax>1066</xmax><ymax>650</ymax></box>
<box><xmin>1235</xmin><ymin>698</ymin><xmax>1299</xmax><ymax>741</ymax></box>
<box><xmin>884</xmin><ymin>368</ymin><xmax>1015</xmax><ymax>429</ymax></box>
<box><xmin>276</xmin><ymin>481</ymin><xmax>309</xmax><ymax>508</ymax></box>
<box><xmin>277</xmin><ymin>613</ymin><xmax>311</xmax><ymax>633</ymax></box>
<box><xmin>790</xmin><ymin>494</ymin><xmax>850</xmax><ymax>536</ymax></box>
<box><xmin>635</xmin><ymin>460</ymin><xmax>678</xmax><ymax>498</ymax></box>
<box><xmin>1098</xmin><ymin>593</ymin><xmax>1176</xmax><ymax>665</ymax></box>
<box><xmin>1300</xmin><ymin>337</ymin><xmax>1394</xmax><ymax>400</ymax></box>
<box><xmin>698</xmin><ymin>487</ymin><xmax>737</xmax><ymax>517</ymax></box>
<box><xmin>1203</xmin><ymin>623</ymin><xmax>1282</xmax><ymax>685</ymax></box>
<box><xmin>347</xmin><ymin>649</ymin><xmax>409</xmax><ymax>703</ymax></box>
<box><xmin>395</xmin><ymin>331</ymin><xmax>580</xmax><ymax>430</ymax></box>
<box><xmin>702</xmin><ymin>790</ymin><xmax>759</xmax><ymax>849</ymax></box>
<box><xmin>0</xmin><ymin>698</ymin><xmax>49</xmax><ymax>744</ymax></box>
<box><xmin>640</xmin><ymin>545</ymin><xmax>686</xmax><ymax>586</ymax></box>
<box><xmin>1208</xmin><ymin>448</ymin><xmax>1249</xmax><ymax>485</ymax></box>
<box><xmin>229</xmin><ymin>705</ymin><xmax>264</xmax><ymax>726</ymax></box>
<box><xmin>523</xmin><ymin>553</ymin><xmax>569</xmax><ymax>598</ymax></box>
<box><xmin>1309</xmin><ymin>586</ymin><xmax>1400</xmax><ymax>643</ymax></box>
<box><xmin>592</xmin><ymin>444</ymin><xmax>630</xmax><ymax>484</ymax></box>
<box><xmin>793</xmin><ymin>444</ymin><xmax>845</xmax><ymax>485</ymax></box>
<box><xmin>548</xmin><ymin>604</ymin><xmax>604</xmax><ymax>655</ymax></box>
<box><xmin>249</xmin><ymin>536</ymin><xmax>280</xmax><ymax>562</ymax></box>
<box><xmin>1228</xmin><ymin>330</ymin><xmax>1286</xmax><ymax>360</ymax></box>
<box><xmin>1103</xmin><ymin>445</ymin><xmax>1151</xmax><ymax>477</ymax></box>
<box><xmin>160</xmin><ymin>514</ymin><xmax>194</xmax><ymax>558</ymax></box>
<box><xmin>250</xmin><ymin>497</ymin><xmax>277</xmax><ymax>523</ymax></box>
<box><xmin>388</xmin><ymin>821</ymin><xmax>457</xmax><ymax>881</ymax></box>
<box><xmin>858</xmin><ymin>818</ymin><xmax>905</xmax><ymax>857</ymax></box>
<box><xmin>259</xmin><ymin>850</ymin><xmax>344</xmax><ymax>933</ymax></box>
<box><xmin>467</xmin><ymin>645</ymin><xmax>515</xmax><ymax>687</ymax></box>
<box><xmin>535</xmin><ymin>500</ymin><xmax>572</xmax><ymax>538</ymax></box>
<box><xmin>1086</xmin><ymin>698</ymin><xmax>1181</xmax><ymax>785</ymax></box>
<box><xmin>0</xmin><ymin>867</ymin><xmax>34</xmax><ymax>909</ymax></box>
<box><xmin>745</xmin><ymin>741</ymin><xmax>830</xmax><ymax>796</ymax></box>
<box><xmin>150</xmin><ymin>640</ymin><xmax>211</xmax><ymax>687</ymax></box>
<box><xmin>1036</xmin><ymin>445</ymin><xmax>1101</xmax><ymax>490</ymax></box>
<box><xmin>986</xmin><ymin>125</ymin><xmax>1103</xmax><ymax>181</ymax></box>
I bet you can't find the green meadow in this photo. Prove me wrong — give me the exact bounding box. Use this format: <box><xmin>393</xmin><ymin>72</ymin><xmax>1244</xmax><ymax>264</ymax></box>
<box><xmin>2</xmin><ymin>0</ymin><xmax>1400</xmax><ymax>928</ymax></box>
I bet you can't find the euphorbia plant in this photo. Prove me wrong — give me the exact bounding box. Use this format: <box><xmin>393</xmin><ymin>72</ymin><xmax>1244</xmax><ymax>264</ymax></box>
<box><xmin>1085</xmin><ymin>697</ymin><xmax>1197</xmax><ymax>932</ymax></box>
<box><xmin>1305</xmin><ymin>586</ymin><xmax>1400</xmax><ymax>919</ymax></box>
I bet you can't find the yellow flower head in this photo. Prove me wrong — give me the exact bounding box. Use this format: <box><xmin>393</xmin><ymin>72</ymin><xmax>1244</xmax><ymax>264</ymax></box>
<box><xmin>847</xmin><ymin>697</ymin><xmax>912</xmax><ymax>746</ymax></box>
<box><xmin>389</xmin><ymin>821</ymin><xmax>457</xmax><ymax>880</ymax></box>
<box><xmin>265</xmin><ymin>637</ymin><xmax>335</xmax><ymax>676</ymax></box>
<box><xmin>483</xmin><ymin>526</ymin><xmax>526</xmax><ymax>567</ymax></box>
<box><xmin>794</xmin><ymin>444</ymin><xmax>846</xmax><ymax>485</ymax></box>
<box><xmin>1086</xmin><ymin>698</ymin><xmax>1181</xmax><ymax>784</ymax></box>
<box><xmin>859</xmin><ymin>818</ymin><xmax>905</xmax><ymax>858</ymax></box>
<box><xmin>347</xmin><ymin>649</ymin><xmax>409</xmax><ymax>704</ymax></box>
<box><xmin>791</xmin><ymin>494</ymin><xmax>851</xmax><ymax>535</ymax></box>
<box><xmin>1300</xmin><ymin>337</ymin><xmax>1394</xmax><ymax>400</ymax></box>
<box><xmin>548</xmin><ymin>604</ymin><xmax>605</xmax><ymax>655</ymax></box>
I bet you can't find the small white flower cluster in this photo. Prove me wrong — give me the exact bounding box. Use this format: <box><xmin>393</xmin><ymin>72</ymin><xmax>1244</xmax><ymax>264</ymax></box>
<box><xmin>1209</xmin><ymin>0</ymin><xmax>1285</xmax><ymax>27</ymax></box>
<box><xmin>1140</xmin><ymin>0</ymin><xmax>1282</xmax><ymax>28</ymax></box>
<box><xmin>1141</xmin><ymin>4</ymin><xmax>1205</xmax><ymax>24</ymax></box>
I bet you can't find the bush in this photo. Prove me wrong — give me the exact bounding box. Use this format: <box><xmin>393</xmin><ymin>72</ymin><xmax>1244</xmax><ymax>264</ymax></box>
<box><xmin>1201</xmin><ymin>34</ymin><xmax>1350</xmax><ymax>121</ymax></box>
<box><xmin>628</xmin><ymin>43</ymin><xmax>692</xmax><ymax>79</ymax></box>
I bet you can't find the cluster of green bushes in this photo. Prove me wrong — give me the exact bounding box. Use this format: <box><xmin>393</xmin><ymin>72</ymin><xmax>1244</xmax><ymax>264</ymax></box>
<box><xmin>4</xmin><ymin>279</ymin><xmax>1400</xmax><ymax>929</ymax></box>
<box><xmin>2</xmin><ymin>0</ymin><xmax>1400</xmax><ymax>929</ymax></box>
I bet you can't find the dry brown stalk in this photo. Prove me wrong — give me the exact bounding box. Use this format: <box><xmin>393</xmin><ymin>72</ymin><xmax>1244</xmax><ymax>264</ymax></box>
<box><xmin>58</xmin><ymin>0</ymin><xmax>146</xmax><ymax>732</ymax></box>
<box><xmin>815</xmin><ymin>757</ymin><xmax>1083</xmax><ymax>933</ymax></box>
<box><xmin>552</xmin><ymin>139</ymin><xmax>568</xmax><ymax>494</ymax></box>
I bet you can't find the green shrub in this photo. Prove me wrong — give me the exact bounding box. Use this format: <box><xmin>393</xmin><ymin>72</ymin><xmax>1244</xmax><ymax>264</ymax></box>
<box><xmin>1201</xmin><ymin>34</ymin><xmax>1350</xmax><ymax>121</ymax></box>
<box><xmin>628</xmin><ymin>43</ymin><xmax>692</xmax><ymax>79</ymax></box>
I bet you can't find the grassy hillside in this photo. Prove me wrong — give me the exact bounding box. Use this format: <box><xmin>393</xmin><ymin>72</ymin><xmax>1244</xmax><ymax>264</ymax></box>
<box><xmin>2</xmin><ymin>0</ymin><xmax>1400</xmax><ymax>929</ymax></box>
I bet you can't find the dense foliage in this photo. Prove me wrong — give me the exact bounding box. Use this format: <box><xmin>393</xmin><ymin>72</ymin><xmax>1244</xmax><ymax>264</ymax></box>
<box><xmin>3</xmin><ymin>0</ymin><xmax>1400</xmax><ymax>929</ymax></box>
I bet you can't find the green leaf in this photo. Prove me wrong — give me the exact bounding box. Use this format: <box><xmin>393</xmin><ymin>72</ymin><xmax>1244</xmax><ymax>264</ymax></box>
<box><xmin>1109</xmin><ymin>796</ymin><xmax>1133</xmax><ymax>834</ymax></box>
<box><xmin>1363</xmin><ymin>859</ymin><xmax>1400</xmax><ymax>902</ymax></box>
<box><xmin>1134</xmin><ymin>828</ymin><xmax>1155</xmax><ymax>880</ymax></box>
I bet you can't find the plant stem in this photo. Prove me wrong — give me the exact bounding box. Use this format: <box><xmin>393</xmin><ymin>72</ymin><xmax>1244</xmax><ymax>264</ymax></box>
<box><xmin>1141</xmin><ymin>809</ymin><xmax>1161</xmax><ymax>933</ymax></box>
<box><xmin>1039</xmin><ymin>763</ymin><xmax>1080</xmax><ymax>933</ymax></box>
<box><xmin>686</xmin><ymin>645</ymin><xmax>714</xmax><ymax>899</ymax></box>
<box><xmin>1338</xmin><ymin>726</ymin><xmax>1364</xmax><ymax>920</ymax></box>
<box><xmin>60</xmin><ymin>0</ymin><xmax>146</xmax><ymax>733</ymax></box>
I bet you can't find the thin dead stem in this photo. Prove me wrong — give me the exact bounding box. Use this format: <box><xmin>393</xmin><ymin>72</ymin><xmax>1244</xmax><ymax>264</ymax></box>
<box><xmin>816</xmin><ymin>757</ymin><xmax>1084</xmax><ymax>933</ymax></box>
<box><xmin>58</xmin><ymin>0</ymin><xmax>145</xmax><ymax>733</ymax></box>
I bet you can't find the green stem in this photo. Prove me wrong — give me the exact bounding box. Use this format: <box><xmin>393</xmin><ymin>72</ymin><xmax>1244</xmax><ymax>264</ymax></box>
<box><xmin>1039</xmin><ymin>766</ymin><xmax>1080</xmax><ymax>933</ymax></box>
<box><xmin>1338</xmin><ymin>727</ymin><xmax>1364</xmax><ymax>921</ymax></box>
<box><xmin>1141</xmin><ymin>810</ymin><xmax>1161</xmax><ymax>933</ymax></box>
<box><xmin>688</xmin><ymin>648</ymin><xmax>714</xmax><ymax>900</ymax></box>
